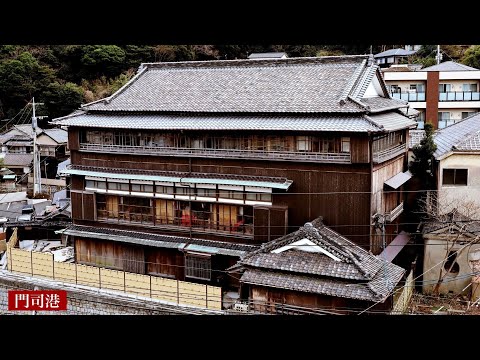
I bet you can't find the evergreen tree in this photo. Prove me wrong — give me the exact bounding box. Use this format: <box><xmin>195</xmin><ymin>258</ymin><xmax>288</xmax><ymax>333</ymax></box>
<box><xmin>409</xmin><ymin>123</ymin><xmax>437</xmax><ymax>189</ymax></box>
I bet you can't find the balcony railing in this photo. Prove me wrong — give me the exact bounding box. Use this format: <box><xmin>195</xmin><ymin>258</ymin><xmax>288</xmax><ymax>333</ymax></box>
<box><xmin>373</xmin><ymin>143</ymin><xmax>406</xmax><ymax>164</ymax></box>
<box><xmin>391</xmin><ymin>92</ymin><xmax>425</xmax><ymax>102</ymax></box>
<box><xmin>439</xmin><ymin>91</ymin><xmax>480</xmax><ymax>101</ymax></box>
<box><xmin>385</xmin><ymin>202</ymin><xmax>404</xmax><ymax>222</ymax></box>
<box><xmin>79</xmin><ymin>143</ymin><xmax>352</xmax><ymax>163</ymax></box>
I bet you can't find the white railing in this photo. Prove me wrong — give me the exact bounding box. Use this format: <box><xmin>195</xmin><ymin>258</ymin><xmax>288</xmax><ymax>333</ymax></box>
<box><xmin>79</xmin><ymin>143</ymin><xmax>351</xmax><ymax>163</ymax></box>
<box><xmin>385</xmin><ymin>202</ymin><xmax>404</xmax><ymax>222</ymax></box>
<box><xmin>373</xmin><ymin>143</ymin><xmax>406</xmax><ymax>164</ymax></box>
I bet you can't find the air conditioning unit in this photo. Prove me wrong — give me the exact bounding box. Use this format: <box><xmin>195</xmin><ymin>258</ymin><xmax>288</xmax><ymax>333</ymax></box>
<box><xmin>233</xmin><ymin>302</ymin><xmax>249</xmax><ymax>312</ymax></box>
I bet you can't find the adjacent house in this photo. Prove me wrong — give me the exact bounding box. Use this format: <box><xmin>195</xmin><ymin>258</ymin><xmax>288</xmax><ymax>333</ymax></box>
<box><xmin>422</xmin><ymin>210</ymin><xmax>480</xmax><ymax>297</ymax></box>
<box><xmin>432</xmin><ymin>113</ymin><xmax>480</xmax><ymax>217</ymax></box>
<box><xmin>383</xmin><ymin>61</ymin><xmax>480</xmax><ymax>129</ymax></box>
<box><xmin>52</xmin><ymin>55</ymin><xmax>416</xmax><ymax>295</ymax></box>
<box><xmin>374</xmin><ymin>48</ymin><xmax>418</xmax><ymax>68</ymax></box>
<box><xmin>230</xmin><ymin>217</ymin><xmax>406</xmax><ymax>314</ymax></box>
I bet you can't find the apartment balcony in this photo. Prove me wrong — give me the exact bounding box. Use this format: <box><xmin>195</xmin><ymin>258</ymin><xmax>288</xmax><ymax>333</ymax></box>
<box><xmin>439</xmin><ymin>91</ymin><xmax>480</xmax><ymax>101</ymax></box>
<box><xmin>79</xmin><ymin>143</ymin><xmax>352</xmax><ymax>164</ymax></box>
<box><xmin>372</xmin><ymin>143</ymin><xmax>406</xmax><ymax>164</ymax></box>
<box><xmin>385</xmin><ymin>202</ymin><xmax>404</xmax><ymax>222</ymax></box>
<box><xmin>391</xmin><ymin>92</ymin><xmax>425</xmax><ymax>102</ymax></box>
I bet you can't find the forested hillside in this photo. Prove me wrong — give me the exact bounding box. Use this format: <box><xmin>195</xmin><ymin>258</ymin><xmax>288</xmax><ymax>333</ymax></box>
<box><xmin>0</xmin><ymin>44</ymin><xmax>478</xmax><ymax>124</ymax></box>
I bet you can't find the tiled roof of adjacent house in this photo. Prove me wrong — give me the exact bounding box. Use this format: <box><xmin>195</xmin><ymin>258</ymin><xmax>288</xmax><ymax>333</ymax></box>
<box><xmin>77</xmin><ymin>56</ymin><xmax>406</xmax><ymax>115</ymax></box>
<box><xmin>374</xmin><ymin>48</ymin><xmax>417</xmax><ymax>58</ymax></box>
<box><xmin>433</xmin><ymin>113</ymin><xmax>480</xmax><ymax>158</ymax></box>
<box><xmin>2</xmin><ymin>153</ymin><xmax>33</xmax><ymax>167</ymax></box>
<box><xmin>64</xmin><ymin>224</ymin><xmax>258</xmax><ymax>257</ymax></box>
<box><xmin>43</xmin><ymin>128</ymin><xmax>68</xmax><ymax>144</ymax></box>
<box><xmin>420</xmin><ymin>61</ymin><xmax>478</xmax><ymax>72</ymax></box>
<box><xmin>248</xmin><ymin>52</ymin><xmax>287</xmax><ymax>59</ymax></box>
<box><xmin>234</xmin><ymin>217</ymin><xmax>405</xmax><ymax>302</ymax></box>
<box><xmin>423</xmin><ymin>210</ymin><xmax>480</xmax><ymax>235</ymax></box>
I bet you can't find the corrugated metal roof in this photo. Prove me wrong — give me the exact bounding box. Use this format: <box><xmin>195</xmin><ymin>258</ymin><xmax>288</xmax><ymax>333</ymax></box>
<box><xmin>52</xmin><ymin>113</ymin><xmax>383</xmax><ymax>132</ymax></box>
<box><xmin>379</xmin><ymin>231</ymin><xmax>410</xmax><ymax>263</ymax></box>
<box><xmin>61</xmin><ymin>166</ymin><xmax>293</xmax><ymax>190</ymax></box>
<box><xmin>80</xmin><ymin>56</ymin><xmax>372</xmax><ymax>113</ymax></box>
<box><xmin>384</xmin><ymin>171</ymin><xmax>412</xmax><ymax>189</ymax></box>
<box><xmin>420</xmin><ymin>61</ymin><xmax>478</xmax><ymax>72</ymax></box>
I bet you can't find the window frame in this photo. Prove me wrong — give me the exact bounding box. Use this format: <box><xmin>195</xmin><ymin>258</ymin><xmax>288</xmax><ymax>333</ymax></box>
<box><xmin>442</xmin><ymin>168</ymin><xmax>468</xmax><ymax>186</ymax></box>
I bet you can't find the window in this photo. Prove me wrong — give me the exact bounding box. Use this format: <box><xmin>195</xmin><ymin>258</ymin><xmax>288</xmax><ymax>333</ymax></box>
<box><xmin>296</xmin><ymin>136</ymin><xmax>312</xmax><ymax>151</ymax></box>
<box><xmin>462</xmin><ymin>84</ymin><xmax>477</xmax><ymax>92</ymax></box>
<box><xmin>156</xmin><ymin>185</ymin><xmax>174</xmax><ymax>195</ymax></box>
<box><xmin>443</xmin><ymin>169</ymin><xmax>468</xmax><ymax>186</ymax></box>
<box><xmin>218</xmin><ymin>190</ymin><xmax>244</xmax><ymax>201</ymax></box>
<box><xmin>416</xmin><ymin>112</ymin><xmax>425</xmax><ymax>129</ymax></box>
<box><xmin>107</xmin><ymin>182</ymin><xmax>129</xmax><ymax>192</ymax></box>
<box><xmin>462</xmin><ymin>111</ymin><xmax>476</xmax><ymax>119</ymax></box>
<box><xmin>439</xmin><ymin>84</ymin><xmax>452</xmax><ymax>93</ymax></box>
<box><xmin>131</xmin><ymin>183</ymin><xmax>154</xmax><ymax>193</ymax></box>
<box><xmin>86</xmin><ymin>180</ymin><xmax>106</xmax><ymax>189</ymax></box>
<box><xmin>443</xmin><ymin>251</ymin><xmax>460</xmax><ymax>275</ymax></box>
<box><xmin>197</xmin><ymin>188</ymin><xmax>216</xmax><ymax>198</ymax></box>
<box><xmin>389</xmin><ymin>85</ymin><xmax>401</xmax><ymax>94</ymax></box>
<box><xmin>410</xmin><ymin>84</ymin><xmax>425</xmax><ymax>92</ymax></box>
<box><xmin>341</xmin><ymin>137</ymin><xmax>350</xmax><ymax>153</ymax></box>
<box><xmin>438</xmin><ymin>112</ymin><xmax>452</xmax><ymax>129</ymax></box>
<box><xmin>185</xmin><ymin>254</ymin><xmax>211</xmax><ymax>280</ymax></box>
<box><xmin>246</xmin><ymin>192</ymin><xmax>272</xmax><ymax>202</ymax></box>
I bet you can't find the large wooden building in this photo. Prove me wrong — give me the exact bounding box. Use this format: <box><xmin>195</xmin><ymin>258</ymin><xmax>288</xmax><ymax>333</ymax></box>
<box><xmin>53</xmin><ymin>55</ymin><xmax>416</xmax><ymax>294</ymax></box>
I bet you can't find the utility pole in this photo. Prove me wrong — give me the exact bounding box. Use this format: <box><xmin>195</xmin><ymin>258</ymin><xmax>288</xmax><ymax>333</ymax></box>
<box><xmin>32</xmin><ymin>98</ymin><xmax>42</xmax><ymax>196</ymax></box>
<box><xmin>436</xmin><ymin>45</ymin><xmax>441</xmax><ymax>65</ymax></box>
<box><xmin>374</xmin><ymin>213</ymin><xmax>388</xmax><ymax>288</ymax></box>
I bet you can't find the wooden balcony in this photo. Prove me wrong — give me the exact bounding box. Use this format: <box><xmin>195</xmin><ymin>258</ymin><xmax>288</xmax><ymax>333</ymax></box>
<box><xmin>79</xmin><ymin>143</ymin><xmax>352</xmax><ymax>164</ymax></box>
<box><xmin>373</xmin><ymin>143</ymin><xmax>406</xmax><ymax>164</ymax></box>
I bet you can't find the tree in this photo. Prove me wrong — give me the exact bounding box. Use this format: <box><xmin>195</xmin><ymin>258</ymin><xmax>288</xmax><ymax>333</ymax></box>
<box><xmin>43</xmin><ymin>81</ymin><xmax>84</xmax><ymax>119</ymax></box>
<box><xmin>81</xmin><ymin>45</ymin><xmax>126</xmax><ymax>78</ymax></box>
<box><xmin>461</xmin><ymin>45</ymin><xmax>480</xmax><ymax>69</ymax></box>
<box><xmin>409</xmin><ymin>123</ymin><xmax>437</xmax><ymax>189</ymax></box>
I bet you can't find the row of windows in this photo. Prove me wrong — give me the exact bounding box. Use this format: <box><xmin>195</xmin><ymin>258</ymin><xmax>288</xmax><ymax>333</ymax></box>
<box><xmin>372</xmin><ymin>132</ymin><xmax>403</xmax><ymax>152</ymax></box>
<box><xmin>86</xmin><ymin>180</ymin><xmax>272</xmax><ymax>203</ymax></box>
<box><xmin>82</xmin><ymin>131</ymin><xmax>351</xmax><ymax>154</ymax></box>
<box><xmin>389</xmin><ymin>83</ymin><xmax>478</xmax><ymax>93</ymax></box>
<box><xmin>96</xmin><ymin>194</ymin><xmax>254</xmax><ymax>235</ymax></box>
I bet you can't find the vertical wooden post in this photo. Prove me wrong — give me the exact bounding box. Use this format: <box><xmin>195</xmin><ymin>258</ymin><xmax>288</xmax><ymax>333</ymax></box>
<box><xmin>75</xmin><ymin>263</ymin><xmax>78</xmax><ymax>285</ymax></box>
<box><xmin>205</xmin><ymin>286</ymin><xmax>208</xmax><ymax>309</ymax></box>
<box><xmin>177</xmin><ymin>280</ymin><xmax>180</xmax><ymax>305</ymax></box>
<box><xmin>149</xmin><ymin>275</ymin><xmax>152</xmax><ymax>299</ymax></box>
<box><xmin>124</xmin><ymin>271</ymin><xmax>126</xmax><ymax>293</ymax></box>
<box><xmin>31</xmin><ymin>251</ymin><xmax>33</xmax><ymax>276</ymax></box>
<box><xmin>52</xmin><ymin>254</ymin><xmax>55</xmax><ymax>280</ymax></box>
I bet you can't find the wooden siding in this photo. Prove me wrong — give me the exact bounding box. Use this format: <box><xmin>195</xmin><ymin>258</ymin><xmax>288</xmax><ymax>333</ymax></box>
<box><xmin>68</xmin><ymin>128</ymin><xmax>79</xmax><ymax>151</ymax></box>
<box><xmin>72</xmin><ymin>151</ymin><xmax>372</xmax><ymax>246</ymax></box>
<box><xmin>350</xmin><ymin>135</ymin><xmax>369</xmax><ymax>163</ymax></box>
<box><xmin>145</xmin><ymin>247</ymin><xmax>178</xmax><ymax>278</ymax></box>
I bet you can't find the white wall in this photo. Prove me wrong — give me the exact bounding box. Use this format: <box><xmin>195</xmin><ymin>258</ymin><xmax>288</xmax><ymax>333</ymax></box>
<box><xmin>438</xmin><ymin>153</ymin><xmax>480</xmax><ymax>217</ymax></box>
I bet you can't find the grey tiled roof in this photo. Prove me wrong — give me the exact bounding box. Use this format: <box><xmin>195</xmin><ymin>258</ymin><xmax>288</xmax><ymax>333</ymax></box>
<box><xmin>423</xmin><ymin>210</ymin><xmax>480</xmax><ymax>235</ymax></box>
<box><xmin>65</xmin><ymin>224</ymin><xmax>258</xmax><ymax>256</ymax></box>
<box><xmin>409</xmin><ymin>130</ymin><xmax>425</xmax><ymax>149</ymax></box>
<box><xmin>80</xmin><ymin>56</ymin><xmax>399</xmax><ymax>114</ymax></box>
<box><xmin>366</xmin><ymin>111</ymin><xmax>417</xmax><ymax>131</ymax></box>
<box><xmin>2</xmin><ymin>153</ymin><xmax>33</xmax><ymax>167</ymax></box>
<box><xmin>236</xmin><ymin>217</ymin><xmax>405</xmax><ymax>302</ymax></box>
<box><xmin>43</xmin><ymin>128</ymin><xmax>68</xmax><ymax>144</ymax></box>
<box><xmin>52</xmin><ymin>112</ymin><xmax>383</xmax><ymax>132</ymax></box>
<box><xmin>360</xmin><ymin>97</ymin><xmax>408</xmax><ymax>113</ymax></box>
<box><xmin>434</xmin><ymin>113</ymin><xmax>480</xmax><ymax>158</ymax></box>
<box><xmin>374</xmin><ymin>48</ymin><xmax>417</xmax><ymax>58</ymax></box>
<box><xmin>420</xmin><ymin>61</ymin><xmax>478</xmax><ymax>72</ymax></box>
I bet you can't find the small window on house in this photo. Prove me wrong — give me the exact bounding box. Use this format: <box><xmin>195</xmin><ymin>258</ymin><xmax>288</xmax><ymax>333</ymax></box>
<box><xmin>197</xmin><ymin>188</ymin><xmax>216</xmax><ymax>198</ymax></box>
<box><xmin>341</xmin><ymin>137</ymin><xmax>350</xmax><ymax>153</ymax></box>
<box><xmin>185</xmin><ymin>253</ymin><xmax>211</xmax><ymax>280</ymax></box>
<box><xmin>108</xmin><ymin>182</ymin><xmax>129</xmax><ymax>191</ymax></box>
<box><xmin>443</xmin><ymin>251</ymin><xmax>460</xmax><ymax>275</ymax></box>
<box><xmin>296</xmin><ymin>136</ymin><xmax>311</xmax><ymax>151</ymax></box>
<box><xmin>131</xmin><ymin>183</ymin><xmax>154</xmax><ymax>193</ymax></box>
<box><xmin>443</xmin><ymin>169</ymin><xmax>468</xmax><ymax>186</ymax></box>
<box><xmin>462</xmin><ymin>84</ymin><xmax>477</xmax><ymax>92</ymax></box>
